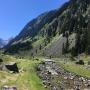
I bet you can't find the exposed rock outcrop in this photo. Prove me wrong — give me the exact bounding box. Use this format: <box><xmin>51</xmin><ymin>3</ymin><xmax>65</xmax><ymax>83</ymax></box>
<box><xmin>5</xmin><ymin>62</ymin><xmax>19</xmax><ymax>73</ymax></box>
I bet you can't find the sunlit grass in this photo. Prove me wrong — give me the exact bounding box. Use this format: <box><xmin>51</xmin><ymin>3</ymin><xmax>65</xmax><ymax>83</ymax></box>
<box><xmin>0</xmin><ymin>55</ymin><xmax>47</xmax><ymax>90</ymax></box>
<box><xmin>56</xmin><ymin>58</ymin><xmax>90</xmax><ymax>79</ymax></box>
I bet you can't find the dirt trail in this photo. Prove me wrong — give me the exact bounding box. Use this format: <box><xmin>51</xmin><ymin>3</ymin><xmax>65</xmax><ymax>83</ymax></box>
<box><xmin>37</xmin><ymin>59</ymin><xmax>90</xmax><ymax>90</ymax></box>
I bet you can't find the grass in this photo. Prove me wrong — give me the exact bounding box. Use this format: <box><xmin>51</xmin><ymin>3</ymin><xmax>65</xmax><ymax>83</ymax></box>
<box><xmin>44</xmin><ymin>34</ymin><xmax>60</xmax><ymax>49</ymax></box>
<box><xmin>32</xmin><ymin>37</ymin><xmax>44</xmax><ymax>48</ymax></box>
<box><xmin>56</xmin><ymin>57</ymin><xmax>90</xmax><ymax>79</ymax></box>
<box><xmin>16</xmin><ymin>60</ymin><xmax>46</xmax><ymax>90</ymax></box>
<box><xmin>0</xmin><ymin>54</ymin><xmax>16</xmax><ymax>63</ymax></box>
<box><xmin>0</xmin><ymin>55</ymin><xmax>47</xmax><ymax>90</ymax></box>
<box><xmin>1</xmin><ymin>54</ymin><xmax>90</xmax><ymax>90</ymax></box>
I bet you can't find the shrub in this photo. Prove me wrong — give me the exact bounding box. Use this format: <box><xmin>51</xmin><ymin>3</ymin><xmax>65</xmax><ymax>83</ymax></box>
<box><xmin>0</xmin><ymin>58</ymin><xmax>3</xmax><ymax>62</ymax></box>
<box><xmin>76</xmin><ymin>60</ymin><xmax>84</xmax><ymax>65</ymax></box>
<box><xmin>70</xmin><ymin>56</ymin><xmax>76</xmax><ymax>61</ymax></box>
<box><xmin>88</xmin><ymin>61</ymin><xmax>90</xmax><ymax>65</ymax></box>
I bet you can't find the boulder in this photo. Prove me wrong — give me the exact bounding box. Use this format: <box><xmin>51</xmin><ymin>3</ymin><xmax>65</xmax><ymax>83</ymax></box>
<box><xmin>5</xmin><ymin>62</ymin><xmax>19</xmax><ymax>73</ymax></box>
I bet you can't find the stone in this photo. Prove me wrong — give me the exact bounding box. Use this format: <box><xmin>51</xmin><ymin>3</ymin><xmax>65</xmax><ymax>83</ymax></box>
<box><xmin>5</xmin><ymin>62</ymin><xmax>19</xmax><ymax>73</ymax></box>
<box><xmin>2</xmin><ymin>86</ymin><xmax>17</xmax><ymax>90</ymax></box>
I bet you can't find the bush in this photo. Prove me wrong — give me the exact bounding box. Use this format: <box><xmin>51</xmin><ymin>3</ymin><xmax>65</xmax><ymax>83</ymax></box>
<box><xmin>0</xmin><ymin>58</ymin><xmax>3</xmax><ymax>62</ymax></box>
<box><xmin>76</xmin><ymin>60</ymin><xmax>84</xmax><ymax>65</ymax></box>
<box><xmin>70</xmin><ymin>56</ymin><xmax>76</xmax><ymax>61</ymax></box>
<box><xmin>88</xmin><ymin>61</ymin><xmax>90</xmax><ymax>65</ymax></box>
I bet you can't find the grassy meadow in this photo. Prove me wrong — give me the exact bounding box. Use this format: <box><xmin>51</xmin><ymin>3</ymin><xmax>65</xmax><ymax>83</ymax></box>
<box><xmin>0</xmin><ymin>55</ymin><xmax>47</xmax><ymax>90</ymax></box>
<box><xmin>55</xmin><ymin>55</ymin><xmax>90</xmax><ymax>79</ymax></box>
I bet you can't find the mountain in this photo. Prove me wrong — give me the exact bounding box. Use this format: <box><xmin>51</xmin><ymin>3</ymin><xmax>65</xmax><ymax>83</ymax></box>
<box><xmin>5</xmin><ymin>0</ymin><xmax>90</xmax><ymax>57</ymax></box>
<box><xmin>0</xmin><ymin>38</ymin><xmax>8</xmax><ymax>48</ymax></box>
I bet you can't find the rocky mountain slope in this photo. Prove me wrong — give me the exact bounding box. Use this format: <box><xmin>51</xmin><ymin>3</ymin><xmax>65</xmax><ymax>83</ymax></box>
<box><xmin>5</xmin><ymin>0</ymin><xmax>90</xmax><ymax>57</ymax></box>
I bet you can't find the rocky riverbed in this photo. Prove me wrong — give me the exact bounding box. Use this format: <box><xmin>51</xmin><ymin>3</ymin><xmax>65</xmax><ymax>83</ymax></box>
<box><xmin>37</xmin><ymin>59</ymin><xmax>90</xmax><ymax>90</ymax></box>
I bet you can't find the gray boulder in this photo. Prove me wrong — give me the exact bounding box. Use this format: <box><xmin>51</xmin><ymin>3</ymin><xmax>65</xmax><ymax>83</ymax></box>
<box><xmin>5</xmin><ymin>62</ymin><xmax>19</xmax><ymax>73</ymax></box>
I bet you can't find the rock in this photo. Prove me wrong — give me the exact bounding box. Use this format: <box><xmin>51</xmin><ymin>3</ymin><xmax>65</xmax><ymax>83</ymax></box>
<box><xmin>44</xmin><ymin>85</ymin><xmax>47</xmax><ymax>88</ymax></box>
<box><xmin>87</xmin><ymin>80</ymin><xmax>90</xmax><ymax>87</ymax></box>
<box><xmin>64</xmin><ymin>76</ymin><xmax>68</xmax><ymax>80</ymax></box>
<box><xmin>51</xmin><ymin>86</ymin><xmax>57</xmax><ymax>90</ymax></box>
<box><xmin>2</xmin><ymin>85</ymin><xmax>17</xmax><ymax>90</ymax></box>
<box><xmin>5</xmin><ymin>62</ymin><xmax>19</xmax><ymax>73</ymax></box>
<box><xmin>43</xmin><ymin>59</ymin><xmax>54</xmax><ymax>65</ymax></box>
<box><xmin>37</xmin><ymin>59</ymin><xmax>90</xmax><ymax>90</ymax></box>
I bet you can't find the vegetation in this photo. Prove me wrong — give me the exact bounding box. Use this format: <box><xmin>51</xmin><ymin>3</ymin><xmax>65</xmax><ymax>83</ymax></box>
<box><xmin>76</xmin><ymin>60</ymin><xmax>84</xmax><ymax>65</ymax></box>
<box><xmin>0</xmin><ymin>0</ymin><xmax>90</xmax><ymax>90</ymax></box>
<box><xmin>56</xmin><ymin>57</ymin><xmax>90</xmax><ymax>79</ymax></box>
<box><xmin>0</xmin><ymin>55</ymin><xmax>47</xmax><ymax>90</ymax></box>
<box><xmin>88</xmin><ymin>61</ymin><xmax>90</xmax><ymax>65</ymax></box>
<box><xmin>4</xmin><ymin>0</ymin><xmax>90</xmax><ymax>57</ymax></box>
<box><xmin>5</xmin><ymin>41</ymin><xmax>33</xmax><ymax>54</ymax></box>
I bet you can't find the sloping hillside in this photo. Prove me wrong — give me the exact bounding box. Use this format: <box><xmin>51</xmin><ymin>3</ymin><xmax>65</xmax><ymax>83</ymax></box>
<box><xmin>5</xmin><ymin>0</ymin><xmax>90</xmax><ymax>57</ymax></box>
<box><xmin>43</xmin><ymin>33</ymin><xmax>76</xmax><ymax>57</ymax></box>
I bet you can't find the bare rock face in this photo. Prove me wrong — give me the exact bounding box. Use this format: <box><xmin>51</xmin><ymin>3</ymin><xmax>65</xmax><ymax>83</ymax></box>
<box><xmin>5</xmin><ymin>62</ymin><xmax>19</xmax><ymax>73</ymax></box>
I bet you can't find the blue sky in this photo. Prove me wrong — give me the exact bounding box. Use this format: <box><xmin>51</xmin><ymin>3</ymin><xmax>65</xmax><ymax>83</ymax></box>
<box><xmin>0</xmin><ymin>0</ymin><xmax>69</xmax><ymax>40</ymax></box>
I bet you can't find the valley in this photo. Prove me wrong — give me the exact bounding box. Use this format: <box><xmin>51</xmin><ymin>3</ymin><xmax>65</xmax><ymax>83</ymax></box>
<box><xmin>0</xmin><ymin>54</ymin><xmax>90</xmax><ymax>90</ymax></box>
<box><xmin>0</xmin><ymin>0</ymin><xmax>90</xmax><ymax>90</ymax></box>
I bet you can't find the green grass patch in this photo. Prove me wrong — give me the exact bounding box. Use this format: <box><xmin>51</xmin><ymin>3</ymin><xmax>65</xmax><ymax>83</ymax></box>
<box><xmin>32</xmin><ymin>37</ymin><xmax>44</xmax><ymax>47</ymax></box>
<box><xmin>57</xmin><ymin>60</ymin><xmax>90</xmax><ymax>79</ymax></box>
<box><xmin>0</xmin><ymin>55</ymin><xmax>47</xmax><ymax>90</ymax></box>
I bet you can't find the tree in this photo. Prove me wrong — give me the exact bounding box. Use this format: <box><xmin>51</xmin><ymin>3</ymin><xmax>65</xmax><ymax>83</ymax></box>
<box><xmin>81</xmin><ymin>28</ymin><xmax>88</xmax><ymax>53</ymax></box>
<box><xmin>31</xmin><ymin>52</ymin><xmax>34</xmax><ymax>58</ymax></box>
<box><xmin>74</xmin><ymin>31</ymin><xmax>81</xmax><ymax>55</ymax></box>
<box><xmin>35</xmin><ymin>49</ymin><xmax>37</xmax><ymax>54</ymax></box>
<box><xmin>65</xmin><ymin>37</ymin><xmax>69</xmax><ymax>53</ymax></box>
<box><xmin>39</xmin><ymin>45</ymin><xmax>42</xmax><ymax>50</ymax></box>
<box><xmin>71</xmin><ymin>47</ymin><xmax>77</xmax><ymax>56</ymax></box>
<box><xmin>0</xmin><ymin>59</ymin><xmax>3</xmax><ymax>63</ymax></box>
<box><xmin>47</xmin><ymin>37</ymin><xmax>51</xmax><ymax>43</ymax></box>
<box><xmin>88</xmin><ymin>61</ymin><xmax>90</xmax><ymax>65</ymax></box>
<box><xmin>86</xmin><ymin>20</ymin><xmax>90</xmax><ymax>54</ymax></box>
<box><xmin>44</xmin><ymin>40</ymin><xmax>47</xmax><ymax>46</ymax></box>
<box><xmin>62</xmin><ymin>43</ymin><xmax>65</xmax><ymax>54</ymax></box>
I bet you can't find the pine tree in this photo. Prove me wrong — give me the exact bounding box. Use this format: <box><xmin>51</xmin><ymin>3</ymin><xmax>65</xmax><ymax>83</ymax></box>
<box><xmin>81</xmin><ymin>28</ymin><xmax>88</xmax><ymax>53</ymax></box>
<box><xmin>75</xmin><ymin>30</ymin><xmax>81</xmax><ymax>55</ymax></box>
<box><xmin>62</xmin><ymin>43</ymin><xmax>65</xmax><ymax>54</ymax></box>
<box><xmin>35</xmin><ymin>49</ymin><xmax>37</xmax><ymax>54</ymax></box>
<box><xmin>86</xmin><ymin>18</ymin><xmax>90</xmax><ymax>54</ymax></box>
<box><xmin>39</xmin><ymin>45</ymin><xmax>42</xmax><ymax>50</ymax></box>
<box><xmin>65</xmin><ymin>37</ymin><xmax>69</xmax><ymax>53</ymax></box>
<box><xmin>71</xmin><ymin>47</ymin><xmax>77</xmax><ymax>56</ymax></box>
